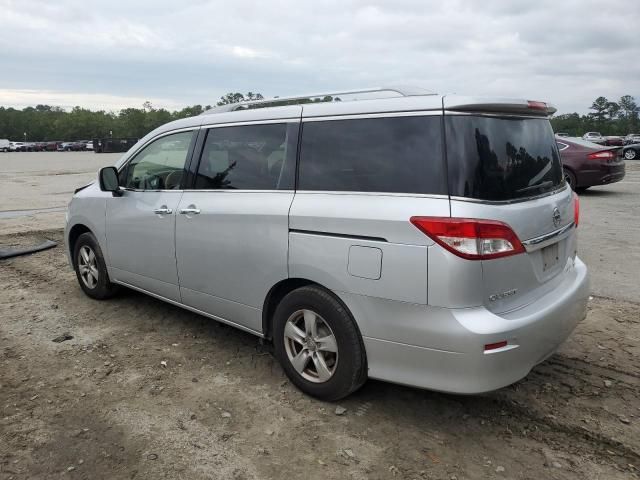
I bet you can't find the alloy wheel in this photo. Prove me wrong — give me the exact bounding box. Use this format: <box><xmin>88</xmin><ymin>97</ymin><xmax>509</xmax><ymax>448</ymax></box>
<box><xmin>283</xmin><ymin>309</ymin><xmax>338</xmax><ymax>383</ymax></box>
<box><xmin>624</xmin><ymin>149</ymin><xmax>636</xmax><ymax>160</ymax></box>
<box><xmin>78</xmin><ymin>245</ymin><xmax>99</xmax><ymax>289</ymax></box>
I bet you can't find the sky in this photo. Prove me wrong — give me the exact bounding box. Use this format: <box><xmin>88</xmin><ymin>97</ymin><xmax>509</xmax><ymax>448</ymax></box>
<box><xmin>1</xmin><ymin>0</ymin><xmax>638</xmax><ymax>114</ymax></box>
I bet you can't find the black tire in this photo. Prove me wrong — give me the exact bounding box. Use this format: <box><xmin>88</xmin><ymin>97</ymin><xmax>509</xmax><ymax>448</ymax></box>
<box><xmin>563</xmin><ymin>168</ymin><xmax>577</xmax><ymax>191</ymax></box>
<box><xmin>273</xmin><ymin>286</ymin><xmax>367</xmax><ymax>401</ymax></box>
<box><xmin>73</xmin><ymin>232</ymin><xmax>119</xmax><ymax>300</ymax></box>
<box><xmin>624</xmin><ymin>149</ymin><xmax>637</xmax><ymax>160</ymax></box>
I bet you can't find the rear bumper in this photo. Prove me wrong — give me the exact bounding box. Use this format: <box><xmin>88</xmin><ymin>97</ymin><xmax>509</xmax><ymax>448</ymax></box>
<box><xmin>360</xmin><ymin>257</ymin><xmax>589</xmax><ymax>394</ymax></box>
<box><xmin>577</xmin><ymin>161</ymin><xmax>625</xmax><ymax>187</ymax></box>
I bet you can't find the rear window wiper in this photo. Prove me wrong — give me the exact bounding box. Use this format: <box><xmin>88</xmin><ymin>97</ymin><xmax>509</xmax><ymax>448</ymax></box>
<box><xmin>516</xmin><ymin>180</ymin><xmax>553</xmax><ymax>194</ymax></box>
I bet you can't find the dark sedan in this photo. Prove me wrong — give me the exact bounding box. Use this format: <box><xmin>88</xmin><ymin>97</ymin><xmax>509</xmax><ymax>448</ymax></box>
<box><xmin>556</xmin><ymin>137</ymin><xmax>625</xmax><ymax>191</ymax></box>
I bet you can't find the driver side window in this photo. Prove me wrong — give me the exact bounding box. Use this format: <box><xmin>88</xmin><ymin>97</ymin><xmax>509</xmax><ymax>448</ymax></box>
<box><xmin>122</xmin><ymin>131</ymin><xmax>193</xmax><ymax>190</ymax></box>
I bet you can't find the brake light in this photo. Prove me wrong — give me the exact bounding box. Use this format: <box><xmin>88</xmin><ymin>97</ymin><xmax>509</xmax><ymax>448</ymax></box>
<box><xmin>573</xmin><ymin>193</ymin><xmax>580</xmax><ymax>228</ymax></box>
<box><xmin>588</xmin><ymin>150</ymin><xmax>615</xmax><ymax>160</ymax></box>
<box><xmin>527</xmin><ymin>100</ymin><xmax>547</xmax><ymax>111</ymax></box>
<box><xmin>410</xmin><ymin>217</ymin><xmax>526</xmax><ymax>260</ymax></box>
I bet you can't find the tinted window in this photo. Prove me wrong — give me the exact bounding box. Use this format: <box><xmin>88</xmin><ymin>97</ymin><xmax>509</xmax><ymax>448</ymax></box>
<box><xmin>195</xmin><ymin>123</ymin><xmax>296</xmax><ymax>190</ymax></box>
<box><xmin>123</xmin><ymin>131</ymin><xmax>193</xmax><ymax>190</ymax></box>
<box><xmin>298</xmin><ymin>116</ymin><xmax>445</xmax><ymax>194</ymax></box>
<box><xmin>445</xmin><ymin>116</ymin><xmax>563</xmax><ymax>201</ymax></box>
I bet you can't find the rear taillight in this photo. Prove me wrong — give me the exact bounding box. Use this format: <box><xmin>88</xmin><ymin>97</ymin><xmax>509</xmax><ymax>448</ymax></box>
<box><xmin>588</xmin><ymin>150</ymin><xmax>615</xmax><ymax>160</ymax></box>
<box><xmin>410</xmin><ymin>217</ymin><xmax>526</xmax><ymax>260</ymax></box>
<box><xmin>573</xmin><ymin>193</ymin><xmax>580</xmax><ymax>228</ymax></box>
<box><xmin>527</xmin><ymin>100</ymin><xmax>548</xmax><ymax>111</ymax></box>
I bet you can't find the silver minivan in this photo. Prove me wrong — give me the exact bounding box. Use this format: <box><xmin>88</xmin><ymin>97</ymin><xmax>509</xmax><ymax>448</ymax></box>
<box><xmin>65</xmin><ymin>87</ymin><xmax>589</xmax><ymax>400</ymax></box>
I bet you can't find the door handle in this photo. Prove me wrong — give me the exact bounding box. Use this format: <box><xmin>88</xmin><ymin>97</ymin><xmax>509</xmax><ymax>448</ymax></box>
<box><xmin>154</xmin><ymin>206</ymin><xmax>173</xmax><ymax>215</ymax></box>
<box><xmin>179</xmin><ymin>206</ymin><xmax>201</xmax><ymax>215</ymax></box>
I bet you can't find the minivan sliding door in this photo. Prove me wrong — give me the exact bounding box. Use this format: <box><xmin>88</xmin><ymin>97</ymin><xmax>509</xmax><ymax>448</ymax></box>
<box><xmin>175</xmin><ymin>118</ymin><xmax>300</xmax><ymax>334</ymax></box>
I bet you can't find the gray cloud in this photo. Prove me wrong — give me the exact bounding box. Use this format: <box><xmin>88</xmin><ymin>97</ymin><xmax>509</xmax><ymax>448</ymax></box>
<box><xmin>0</xmin><ymin>0</ymin><xmax>638</xmax><ymax>113</ymax></box>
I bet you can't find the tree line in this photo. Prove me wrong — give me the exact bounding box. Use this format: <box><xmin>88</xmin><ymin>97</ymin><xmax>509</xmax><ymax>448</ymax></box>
<box><xmin>550</xmin><ymin>95</ymin><xmax>639</xmax><ymax>136</ymax></box>
<box><xmin>0</xmin><ymin>91</ymin><xmax>637</xmax><ymax>142</ymax></box>
<box><xmin>0</xmin><ymin>92</ymin><xmax>267</xmax><ymax>142</ymax></box>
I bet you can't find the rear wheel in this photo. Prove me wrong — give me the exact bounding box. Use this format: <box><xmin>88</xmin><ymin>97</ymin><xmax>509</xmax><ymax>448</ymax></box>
<box><xmin>273</xmin><ymin>286</ymin><xmax>367</xmax><ymax>401</ymax></box>
<box><xmin>563</xmin><ymin>168</ymin><xmax>577</xmax><ymax>191</ymax></box>
<box><xmin>624</xmin><ymin>149</ymin><xmax>637</xmax><ymax>160</ymax></box>
<box><xmin>73</xmin><ymin>232</ymin><xmax>119</xmax><ymax>300</ymax></box>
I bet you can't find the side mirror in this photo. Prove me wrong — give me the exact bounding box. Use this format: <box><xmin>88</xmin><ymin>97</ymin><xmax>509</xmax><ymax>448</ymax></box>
<box><xmin>99</xmin><ymin>166</ymin><xmax>122</xmax><ymax>196</ymax></box>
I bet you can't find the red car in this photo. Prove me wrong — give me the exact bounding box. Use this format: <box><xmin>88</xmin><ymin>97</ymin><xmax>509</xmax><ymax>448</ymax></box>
<box><xmin>604</xmin><ymin>136</ymin><xmax>624</xmax><ymax>146</ymax></box>
<box><xmin>556</xmin><ymin>137</ymin><xmax>625</xmax><ymax>191</ymax></box>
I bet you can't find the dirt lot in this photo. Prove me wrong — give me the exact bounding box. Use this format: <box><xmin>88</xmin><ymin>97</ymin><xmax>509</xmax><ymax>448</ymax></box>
<box><xmin>1</xmin><ymin>153</ymin><xmax>639</xmax><ymax>479</ymax></box>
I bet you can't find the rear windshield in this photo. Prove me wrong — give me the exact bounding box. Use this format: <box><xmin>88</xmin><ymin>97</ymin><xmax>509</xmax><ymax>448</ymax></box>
<box><xmin>445</xmin><ymin>116</ymin><xmax>564</xmax><ymax>201</ymax></box>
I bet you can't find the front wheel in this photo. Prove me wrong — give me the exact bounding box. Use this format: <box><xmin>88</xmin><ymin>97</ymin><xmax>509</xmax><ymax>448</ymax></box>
<box><xmin>73</xmin><ymin>232</ymin><xmax>119</xmax><ymax>300</ymax></box>
<box><xmin>624</xmin><ymin>149</ymin><xmax>637</xmax><ymax>160</ymax></box>
<box><xmin>273</xmin><ymin>286</ymin><xmax>367</xmax><ymax>401</ymax></box>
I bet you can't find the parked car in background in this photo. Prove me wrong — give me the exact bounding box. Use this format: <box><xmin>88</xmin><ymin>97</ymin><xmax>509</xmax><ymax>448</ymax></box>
<box><xmin>93</xmin><ymin>137</ymin><xmax>139</xmax><ymax>153</ymax></box>
<box><xmin>604</xmin><ymin>136</ymin><xmax>624</xmax><ymax>146</ymax></box>
<box><xmin>67</xmin><ymin>89</ymin><xmax>588</xmax><ymax>400</ymax></box>
<box><xmin>9</xmin><ymin>142</ymin><xmax>26</xmax><ymax>152</ymax></box>
<box><xmin>555</xmin><ymin>132</ymin><xmax>570</xmax><ymax>137</ymax></box>
<box><xmin>58</xmin><ymin>142</ymin><xmax>79</xmax><ymax>151</ymax></box>
<box><xmin>624</xmin><ymin>134</ymin><xmax>640</xmax><ymax>145</ymax></box>
<box><xmin>582</xmin><ymin>132</ymin><xmax>606</xmax><ymax>144</ymax></box>
<box><xmin>0</xmin><ymin>139</ymin><xmax>9</xmax><ymax>152</ymax></box>
<box><xmin>623</xmin><ymin>144</ymin><xmax>640</xmax><ymax>160</ymax></box>
<box><xmin>557</xmin><ymin>137</ymin><xmax>625</xmax><ymax>190</ymax></box>
<box><xmin>85</xmin><ymin>141</ymin><xmax>94</xmax><ymax>151</ymax></box>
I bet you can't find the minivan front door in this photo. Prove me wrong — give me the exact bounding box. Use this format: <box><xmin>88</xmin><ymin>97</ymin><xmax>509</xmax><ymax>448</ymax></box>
<box><xmin>106</xmin><ymin>130</ymin><xmax>196</xmax><ymax>302</ymax></box>
<box><xmin>175</xmin><ymin>120</ymin><xmax>300</xmax><ymax>333</ymax></box>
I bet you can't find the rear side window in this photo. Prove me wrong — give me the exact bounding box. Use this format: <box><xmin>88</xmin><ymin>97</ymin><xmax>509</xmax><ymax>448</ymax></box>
<box><xmin>195</xmin><ymin>123</ymin><xmax>297</xmax><ymax>190</ymax></box>
<box><xmin>298</xmin><ymin>116</ymin><xmax>446</xmax><ymax>194</ymax></box>
<box><xmin>446</xmin><ymin>116</ymin><xmax>564</xmax><ymax>201</ymax></box>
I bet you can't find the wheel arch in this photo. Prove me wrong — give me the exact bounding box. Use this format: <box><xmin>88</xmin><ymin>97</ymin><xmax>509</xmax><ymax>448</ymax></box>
<box><xmin>262</xmin><ymin>278</ymin><xmax>363</xmax><ymax>343</ymax></box>
<box><xmin>562</xmin><ymin>165</ymin><xmax>579</xmax><ymax>188</ymax></box>
<box><xmin>67</xmin><ymin>223</ymin><xmax>93</xmax><ymax>265</ymax></box>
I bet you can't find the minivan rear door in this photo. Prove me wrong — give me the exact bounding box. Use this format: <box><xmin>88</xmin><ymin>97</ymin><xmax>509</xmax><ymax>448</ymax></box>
<box><xmin>443</xmin><ymin>97</ymin><xmax>576</xmax><ymax>314</ymax></box>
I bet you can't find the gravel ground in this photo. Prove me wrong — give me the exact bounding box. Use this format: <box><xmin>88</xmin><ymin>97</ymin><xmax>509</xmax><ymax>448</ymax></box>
<box><xmin>1</xmin><ymin>153</ymin><xmax>639</xmax><ymax>479</ymax></box>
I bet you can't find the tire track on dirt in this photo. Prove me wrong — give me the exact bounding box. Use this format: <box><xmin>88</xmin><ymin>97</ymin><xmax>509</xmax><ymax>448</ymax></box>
<box><xmin>467</xmin><ymin>393</ymin><xmax>640</xmax><ymax>471</ymax></box>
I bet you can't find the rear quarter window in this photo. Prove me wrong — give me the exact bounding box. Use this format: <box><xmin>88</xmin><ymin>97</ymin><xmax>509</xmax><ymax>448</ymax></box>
<box><xmin>298</xmin><ymin>116</ymin><xmax>446</xmax><ymax>194</ymax></box>
<box><xmin>446</xmin><ymin>116</ymin><xmax>564</xmax><ymax>201</ymax></box>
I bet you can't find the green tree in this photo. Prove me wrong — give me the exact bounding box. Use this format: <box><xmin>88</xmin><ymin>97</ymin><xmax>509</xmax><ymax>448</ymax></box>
<box><xmin>216</xmin><ymin>92</ymin><xmax>247</xmax><ymax>105</ymax></box>
<box><xmin>619</xmin><ymin>95</ymin><xmax>639</xmax><ymax>132</ymax></box>
<box><xmin>606</xmin><ymin>101</ymin><xmax>620</xmax><ymax>121</ymax></box>
<box><xmin>589</xmin><ymin>96</ymin><xmax>609</xmax><ymax>123</ymax></box>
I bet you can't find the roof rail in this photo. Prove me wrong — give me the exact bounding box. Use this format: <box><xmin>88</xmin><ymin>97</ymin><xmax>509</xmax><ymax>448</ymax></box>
<box><xmin>202</xmin><ymin>86</ymin><xmax>436</xmax><ymax>115</ymax></box>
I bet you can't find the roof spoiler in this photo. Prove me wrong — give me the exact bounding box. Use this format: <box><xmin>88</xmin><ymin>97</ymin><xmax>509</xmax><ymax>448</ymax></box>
<box><xmin>443</xmin><ymin>95</ymin><xmax>557</xmax><ymax>116</ymax></box>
